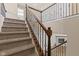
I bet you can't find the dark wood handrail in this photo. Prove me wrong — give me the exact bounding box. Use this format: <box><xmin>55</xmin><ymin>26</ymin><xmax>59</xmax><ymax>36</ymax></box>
<box><xmin>28</xmin><ymin>6</ymin><xmax>42</xmax><ymax>13</ymax></box>
<box><xmin>27</xmin><ymin>3</ymin><xmax>56</xmax><ymax>36</ymax></box>
<box><xmin>28</xmin><ymin>3</ymin><xmax>56</xmax><ymax>13</ymax></box>
<box><xmin>42</xmin><ymin>3</ymin><xmax>56</xmax><ymax>12</ymax></box>
<box><xmin>26</xmin><ymin>5</ymin><xmax>43</xmax><ymax>55</ymax></box>
<box><xmin>27</xmin><ymin>6</ymin><xmax>52</xmax><ymax>56</ymax></box>
<box><xmin>29</xmin><ymin>10</ymin><xmax>52</xmax><ymax>36</ymax></box>
<box><xmin>34</xmin><ymin>16</ymin><xmax>48</xmax><ymax>34</ymax></box>
<box><xmin>51</xmin><ymin>41</ymin><xmax>67</xmax><ymax>50</ymax></box>
<box><xmin>26</xmin><ymin>17</ymin><xmax>44</xmax><ymax>56</ymax></box>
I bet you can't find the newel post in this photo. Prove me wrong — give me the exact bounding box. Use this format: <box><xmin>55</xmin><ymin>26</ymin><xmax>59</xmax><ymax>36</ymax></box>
<box><xmin>47</xmin><ymin>27</ymin><xmax>52</xmax><ymax>56</ymax></box>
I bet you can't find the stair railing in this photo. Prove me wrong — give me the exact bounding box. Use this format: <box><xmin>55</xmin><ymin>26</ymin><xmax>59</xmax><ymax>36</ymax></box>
<box><xmin>0</xmin><ymin>3</ymin><xmax>7</xmax><ymax>17</ymax></box>
<box><xmin>26</xmin><ymin>5</ymin><xmax>52</xmax><ymax>56</ymax></box>
<box><xmin>51</xmin><ymin>40</ymin><xmax>67</xmax><ymax>56</ymax></box>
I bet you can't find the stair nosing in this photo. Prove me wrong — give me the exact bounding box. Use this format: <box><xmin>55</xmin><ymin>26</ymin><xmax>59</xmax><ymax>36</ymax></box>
<box><xmin>5</xmin><ymin>18</ymin><xmax>25</xmax><ymax>22</ymax></box>
<box><xmin>0</xmin><ymin>44</ymin><xmax>34</xmax><ymax>56</ymax></box>
<box><xmin>2</xmin><ymin>26</ymin><xmax>28</xmax><ymax>29</ymax></box>
<box><xmin>3</xmin><ymin>21</ymin><xmax>26</xmax><ymax>25</ymax></box>
<box><xmin>0</xmin><ymin>37</ymin><xmax>31</xmax><ymax>44</ymax></box>
<box><xmin>0</xmin><ymin>31</ymin><xmax>29</xmax><ymax>35</ymax></box>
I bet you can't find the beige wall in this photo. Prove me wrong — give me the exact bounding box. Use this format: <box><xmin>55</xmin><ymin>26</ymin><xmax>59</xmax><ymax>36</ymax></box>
<box><xmin>4</xmin><ymin>3</ymin><xmax>18</xmax><ymax>19</ymax></box>
<box><xmin>4</xmin><ymin>3</ymin><xmax>26</xmax><ymax>20</ymax></box>
<box><xmin>43</xmin><ymin>14</ymin><xmax>79</xmax><ymax>56</ymax></box>
<box><xmin>28</xmin><ymin>8</ymin><xmax>41</xmax><ymax>21</ymax></box>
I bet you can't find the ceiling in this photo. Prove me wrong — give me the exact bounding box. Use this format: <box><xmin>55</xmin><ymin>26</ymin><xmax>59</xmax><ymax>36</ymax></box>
<box><xmin>27</xmin><ymin>3</ymin><xmax>54</xmax><ymax>11</ymax></box>
<box><xmin>18</xmin><ymin>3</ymin><xmax>54</xmax><ymax>11</ymax></box>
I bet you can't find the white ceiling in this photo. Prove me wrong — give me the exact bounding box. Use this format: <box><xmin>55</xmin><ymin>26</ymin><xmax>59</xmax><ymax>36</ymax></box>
<box><xmin>27</xmin><ymin>3</ymin><xmax>53</xmax><ymax>11</ymax></box>
<box><xmin>18</xmin><ymin>3</ymin><xmax>54</xmax><ymax>11</ymax></box>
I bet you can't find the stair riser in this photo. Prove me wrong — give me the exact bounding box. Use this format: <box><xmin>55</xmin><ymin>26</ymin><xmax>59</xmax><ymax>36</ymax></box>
<box><xmin>0</xmin><ymin>33</ymin><xmax>29</xmax><ymax>40</ymax></box>
<box><xmin>0</xmin><ymin>39</ymin><xmax>32</xmax><ymax>50</ymax></box>
<box><xmin>11</xmin><ymin>47</ymin><xmax>35</xmax><ymax>56</ymax></box>
<box><xmin>5</xmin><ymin>18</ymin><xmax>25</xmax><ymax>24</ymax></box>
<box><xmin>2</xmin><ymin>27</ymin><xmax>28</xmax><ymax>32</ymax></box>
<box><xmin>3</xmin><ymin>22</ymin><xmax>26</xmax><ymax>27</ymax></box>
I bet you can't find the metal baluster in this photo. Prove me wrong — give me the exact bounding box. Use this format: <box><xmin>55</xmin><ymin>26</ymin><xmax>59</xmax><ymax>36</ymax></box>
<box><xmin>58</xmin><ymin>47</ymin><xmax>59</xmax><ymax>56</ymax></box>
<box><xmin>45</xmin><ymin>33</ymin><xmax>46</xmax><ymax>56</ymax></box>
<box><xmin>56</xmin><ymin>47</ymin><xmax>58</xmax><ymax>56</ymax></box>
<box><xmin>38</xmin><ymin>23</ymin><xmax>40</xmax><ymax>44</ymax></box>
<box><xmin>61</xmin><ymin>45</ymin><xmax>63</xmax><ymax>56</ymax></box>
<box><xmin>66</xmin><ymin>3</ymin><xmax>67</xmax><ymax>17</ymax></box>
<box><xmin>60</xmin><ymin>46</ymin><xmax>61</xmax><ymax>56</ymax></box>
<box><xmin>76</xmin><ymin>3</ymin><xmax>77</xmax><ymax>15</ymax></box>
<box><xmin>72</xmin><ymin>3</ymin><xmax>74</xmax><ymax>15</ymax></box>
<box><xmin>63</xmin><ymin>4</ymin><xmax>64</xmax><ymax>18</ymax></box>
<box><xmin>55</xmin><ymin>48</ymin><xmax>56</xmax><ymax>56</ymax></box>
<box><xmin>69</xmin><ymin>3</ymin><xmax>70</xmax><ymax>16</ymax></box>
<box><xmin>62</xmin><ymin>45</ymin><xmax>64</xmax><ymax>56</ymax></box>
<box><xmin>58</xmin><ymin>46</ymin><xmax>59</xmax><ymax>56</ymax></box>
<box><xmin>42</xmin><ymin>29</ymin><xmax>44</xmax><ymax>55</ymax></box>
<box><xmin>56</xmin><ymin>47</ymin><xmax>57</xmax><ymax>56</ymax></box>
<box><xmin>62</xmin><ymin>46</ymin><xmax>63</xmax><ymax>56</ymax></box>
<box><xmin>65</xmin><ymin>43</ymin><xmax>66</xmax><ymax>56</ymax></box>
<box><xmin>40</xmin><ymin>26</ymin><xmax>42</xmax><ymax>53</ymax></box>
<box><xmin>57</xmin><ymin>47</ymin><xmax>58</xmax><ymax>56</ymax></box>
<box><xmin>63</xmin><ymin>46</ymin><xmax>65</xmax><ymax>56</ymax></box>
<box><xmin>60</xmin><ymin>46</ymin><xmax>62</xmax><ymax>56</ymax></box>
<box><xmin>57</xmin><ymin>48</ymin><xmax>59</xmax><ymax>55</ymax></box>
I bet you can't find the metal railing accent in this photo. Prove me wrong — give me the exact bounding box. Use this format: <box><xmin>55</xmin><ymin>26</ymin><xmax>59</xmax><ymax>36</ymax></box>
<box><xmin>0</xmin><ymin>3</ymin><xmax>6</xmax><ymax>17</ymax></box>
<box><xmin>51</xmin><ymin>41</ymin><xmax>67</xmax><ymax>56</ymax></box>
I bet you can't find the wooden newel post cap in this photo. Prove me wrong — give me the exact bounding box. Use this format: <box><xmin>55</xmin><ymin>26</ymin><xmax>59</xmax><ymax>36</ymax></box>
<box><xmin>47</xmin><ymin>27</ymin><xmax>52</xmax><ymax>37</ymax></box>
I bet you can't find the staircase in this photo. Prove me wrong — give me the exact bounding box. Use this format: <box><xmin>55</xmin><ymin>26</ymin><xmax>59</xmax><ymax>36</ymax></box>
<box><xmin>0</xmin><ymin>18</ymin><xmax>37</xmax><ymax>56</ymax></box>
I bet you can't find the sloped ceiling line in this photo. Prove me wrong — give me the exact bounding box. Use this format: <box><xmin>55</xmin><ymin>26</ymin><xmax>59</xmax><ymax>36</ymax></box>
<box><xmin>27</xmin><ymin>3</ymin><xmax>55</xmax><ymax>12</ymax></box>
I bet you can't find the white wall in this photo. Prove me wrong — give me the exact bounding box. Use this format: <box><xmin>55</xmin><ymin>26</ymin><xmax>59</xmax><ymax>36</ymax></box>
<box><xmin>4</xmin><ymin>3</ymin><xmax>18</xmax><ymax>19</ymax></box>
<box><xmin>43</xmin><ymin>14</ymin><xmax>79</xmax><ymax>56</ymax></box>
<box><xmin>17</xmin><ymin>3</ymin><xmax>26</xmax><ymax>20</ymax></box>
<box><xmin>28</xmin><ymin>8</ymin><xmax>41</xmax><ymax>21</ymax></box>
<box><xmin>4</xmin><ymin>3</ymin><xmax>26</xmax><ymax>20</ymax></box>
